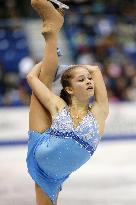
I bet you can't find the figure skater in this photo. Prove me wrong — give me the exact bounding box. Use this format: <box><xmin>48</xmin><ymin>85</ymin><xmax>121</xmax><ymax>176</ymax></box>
<box><xmin>26</xmin><ymin>0</ymin><xmax>109</xmax><ymax>205</ymax></box>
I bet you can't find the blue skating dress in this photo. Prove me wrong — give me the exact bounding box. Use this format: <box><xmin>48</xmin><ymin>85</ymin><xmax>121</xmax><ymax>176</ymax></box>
<box><xmin>26</xmin><ymin>106</ymin><xmax>101</xmax><ymax>204</ymax></box>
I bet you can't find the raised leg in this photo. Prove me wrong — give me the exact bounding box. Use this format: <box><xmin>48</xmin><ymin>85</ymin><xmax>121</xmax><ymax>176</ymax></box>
<box><xmin>31</xmin><ymin>0</ymin><xmax>64</xmax><ymax>86</ymax></box>
<box><xmin>31</xmin><ymin>0</ymin><xmax>64</xmax><ymax>33</ymax></box>
<box><xmin>29</xmin><ymin>1</ymin><xmax>64</xmax><ymax>132</ymax></box>
<box><xmin>39</xmin><ymin>33</ymin><xmax>59</xmax><ymax>87</ymax></box>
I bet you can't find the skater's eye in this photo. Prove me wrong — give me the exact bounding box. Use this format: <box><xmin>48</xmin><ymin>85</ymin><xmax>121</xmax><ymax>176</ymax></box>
<box><xmin>78</xmin><ymin>78</ymin><xmax>84</xmax><ymax>82</ymax></box>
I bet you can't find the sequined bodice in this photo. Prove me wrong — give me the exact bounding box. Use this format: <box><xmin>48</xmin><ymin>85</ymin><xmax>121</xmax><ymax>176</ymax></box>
<box><xmin>49</xmin><ymin>106</ymin><xmax>101</xmax><ymax>155</ymax></box>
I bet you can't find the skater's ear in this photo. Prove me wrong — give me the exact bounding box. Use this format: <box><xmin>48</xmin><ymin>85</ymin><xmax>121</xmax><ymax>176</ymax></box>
<box><xmin>65</xmin><ymin>86</ymin><xmax>73</xmax><ymax>95</ymax></box>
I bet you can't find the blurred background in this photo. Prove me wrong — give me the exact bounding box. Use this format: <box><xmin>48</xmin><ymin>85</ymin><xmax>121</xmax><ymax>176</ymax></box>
<box><xmin>0</xmin><ymin>0</ymin><xmax>136</xmax><ymax>205</ymax></box>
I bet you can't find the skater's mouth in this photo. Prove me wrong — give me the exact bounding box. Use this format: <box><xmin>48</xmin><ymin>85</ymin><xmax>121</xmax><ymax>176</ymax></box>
<box><xmin>87</xmin><ymin>86</ymin><xmax>93</xmax><ymax>90</ymax></box>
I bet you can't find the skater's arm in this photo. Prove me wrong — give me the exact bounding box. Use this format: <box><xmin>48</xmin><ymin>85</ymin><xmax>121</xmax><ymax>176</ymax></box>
<box><xmin>27</xmin><ymin>63</ymin><xmax>64</xmax><ymax>116</ymax></box>
<box><xmin>86</xmin><ymin>65</ymin><xmax>109</xmax><ymax>118</ymax></box>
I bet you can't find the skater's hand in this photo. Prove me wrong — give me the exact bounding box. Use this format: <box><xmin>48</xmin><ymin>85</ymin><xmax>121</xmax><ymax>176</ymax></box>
<box><xmin>85</xmin><ymin>65</ymin><xmax>100</xmax><ymax>73</ymax></box>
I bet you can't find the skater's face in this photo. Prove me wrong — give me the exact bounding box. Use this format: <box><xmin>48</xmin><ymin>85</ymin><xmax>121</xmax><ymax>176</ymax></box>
<box><xmin>65</xmin><ymin>67</ymin><xmax>94</xmax><ymax>101</ymax></box>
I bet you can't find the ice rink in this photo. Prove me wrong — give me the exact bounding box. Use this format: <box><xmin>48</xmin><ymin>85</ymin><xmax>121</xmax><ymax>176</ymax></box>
<box><xmin>1</xmin><ymin>139</ymin><xmax>136</xmax><ymax>205</ymax></box>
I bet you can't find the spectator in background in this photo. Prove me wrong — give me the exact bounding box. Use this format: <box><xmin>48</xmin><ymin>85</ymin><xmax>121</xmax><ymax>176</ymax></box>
<box><xmin>63</xmin><ymin>1</ymin><xmax>136</xmax><ymax>102</ymax></box>
<box><xmin>19</xmin><ymin>56</ymin><xmax>35</xmax><ymax>79</ymax></box>
<box><xmin>0</xmin><ymin>0</ymin><xmax>136</xmax><ymax>105</ymax></box>
<box><xmin>18</xmin><ymin>56</ymin><xmax>35</xmax><ymax>105</ymax></box>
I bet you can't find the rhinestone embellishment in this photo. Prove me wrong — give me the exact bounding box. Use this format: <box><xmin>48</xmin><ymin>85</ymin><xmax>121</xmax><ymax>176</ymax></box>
<box><xmin>49</xmin><ymin>107</ymin><xmax>101</xmax><ymax>155</ymax></box>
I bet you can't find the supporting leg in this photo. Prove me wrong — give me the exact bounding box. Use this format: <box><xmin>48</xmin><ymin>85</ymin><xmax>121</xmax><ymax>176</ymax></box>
<box><xmin>35</xmin><ymin>183</ymin><xmax>54</xmax><ymax>205</ymax></box>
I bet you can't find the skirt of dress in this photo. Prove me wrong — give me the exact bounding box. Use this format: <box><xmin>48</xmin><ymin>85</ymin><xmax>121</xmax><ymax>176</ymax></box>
<box><xmin>26</xmin><ymin>129</ymin><xmax>90</xmax><ymax>204</ymax></box>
